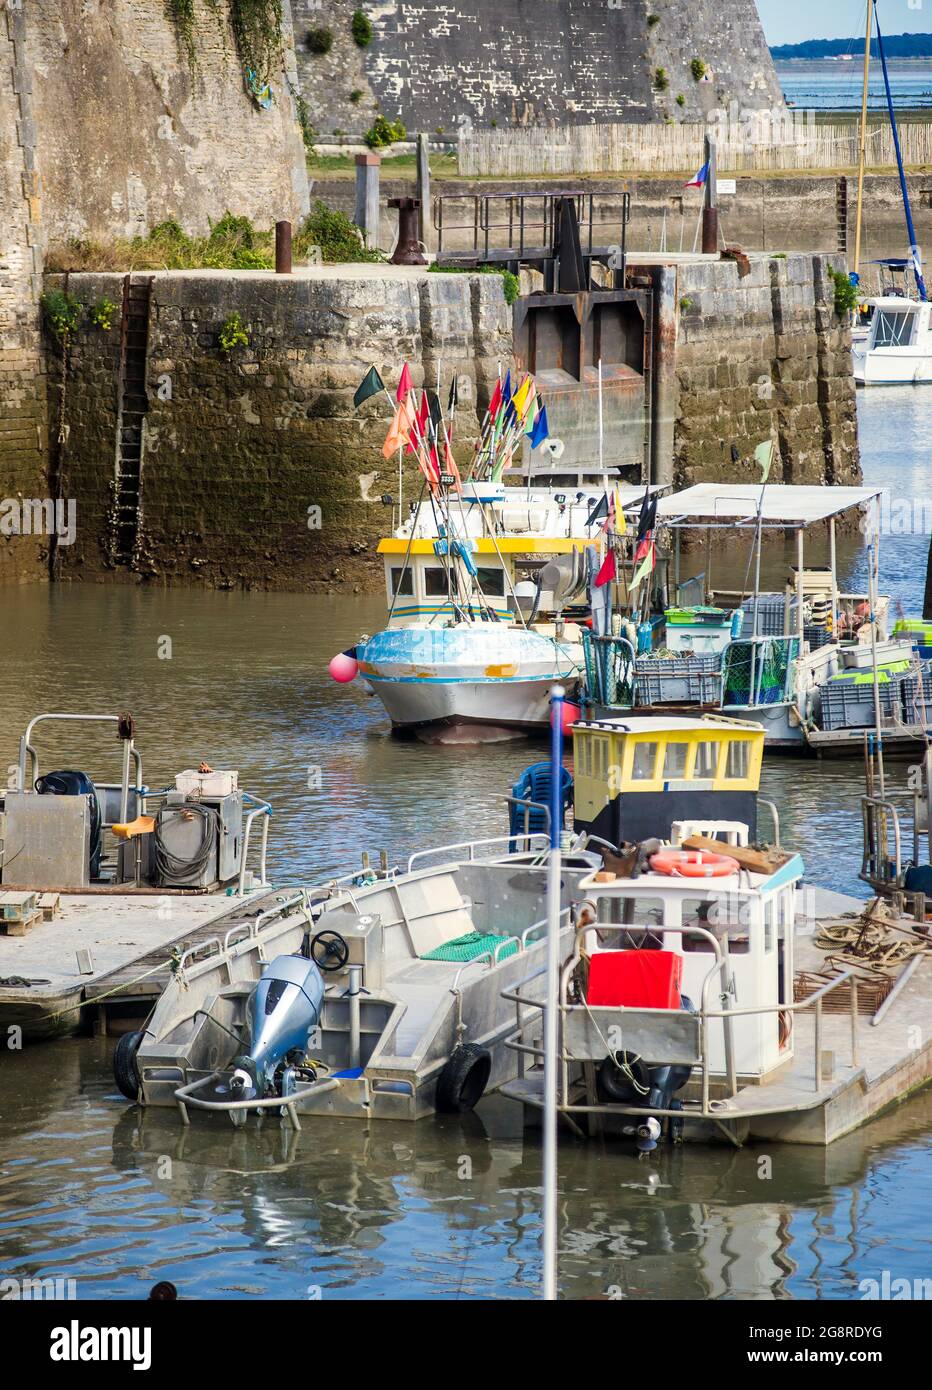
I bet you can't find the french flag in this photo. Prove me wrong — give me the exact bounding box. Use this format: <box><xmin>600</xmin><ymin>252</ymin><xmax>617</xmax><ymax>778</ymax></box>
<box><xmin>685</xmin><ymin>160</ymin><xmax>709</xmax><ymax>189</ymax></box>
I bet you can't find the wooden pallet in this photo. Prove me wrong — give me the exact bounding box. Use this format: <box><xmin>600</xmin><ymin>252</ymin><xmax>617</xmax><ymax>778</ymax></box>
<box><xmin>0</xmin><ymin>909</ymin><xmax>42</xmax><ymax>937</ymax></box>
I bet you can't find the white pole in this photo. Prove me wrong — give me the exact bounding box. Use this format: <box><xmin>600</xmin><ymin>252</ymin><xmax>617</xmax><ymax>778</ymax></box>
<box><xmin>598</xmin><ymin>357</ymin><xmax>605</xmax><ymax>489</ymax></box>
<box><xmin>542</xmin><ymin>683</ymin><xmax>565</xmax><ymax>1302</ymax></box>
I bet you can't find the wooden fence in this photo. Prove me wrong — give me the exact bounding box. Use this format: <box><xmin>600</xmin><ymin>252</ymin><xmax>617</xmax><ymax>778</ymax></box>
<box><xmin>457</xmin><ymin>120</ymin><xmax>932</xmax><ymax>178</ymax></box>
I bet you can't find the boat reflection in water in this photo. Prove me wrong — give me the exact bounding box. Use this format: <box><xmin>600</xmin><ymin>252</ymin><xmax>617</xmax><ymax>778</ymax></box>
<box><xmin>101</xmin><ymin>1083</ymin><xmax>932</xmax><ymax>1301</ymax></box>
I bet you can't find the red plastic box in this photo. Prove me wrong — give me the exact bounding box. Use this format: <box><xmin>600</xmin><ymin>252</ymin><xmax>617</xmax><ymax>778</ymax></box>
<box><xmin>586</xmin><ymin>950</ymin><xmax>682</xmax><ymax>1009</ymax></box>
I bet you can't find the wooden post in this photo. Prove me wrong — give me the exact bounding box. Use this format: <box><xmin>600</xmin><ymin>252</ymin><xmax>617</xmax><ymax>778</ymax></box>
<box><xmin>701</xmin><ymin>134</ymin><xmax>719</xmax><ymax>254</ymax></box>
<box><xmin>416</xmin><ymin>132</ymin><xmax>431</xmax><ymax>253</ymax></box>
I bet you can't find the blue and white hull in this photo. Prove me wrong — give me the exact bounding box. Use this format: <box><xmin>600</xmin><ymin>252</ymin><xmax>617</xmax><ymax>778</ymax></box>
<box><xmin>357</xmin><ymin>624</ymin><xmax>581</xmax><ymax>732</ymax></box>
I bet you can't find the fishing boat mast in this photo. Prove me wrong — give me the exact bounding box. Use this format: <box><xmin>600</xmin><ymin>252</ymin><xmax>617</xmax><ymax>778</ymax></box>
<box><xmin>853</xmin><ymin>0</ymin><xmax>873</xmax><ymax>282</ymax></box>
<box><xmin>874</xmin><ymin>0</ymin><xmax>928</xmax><ymax>300</ymax></box>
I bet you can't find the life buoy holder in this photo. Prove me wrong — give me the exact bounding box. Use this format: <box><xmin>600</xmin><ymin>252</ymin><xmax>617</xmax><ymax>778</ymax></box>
<box><xmin>649</xmin><ymin>849</ymin><xmax>740</xmax><ymax>879</ymax></box>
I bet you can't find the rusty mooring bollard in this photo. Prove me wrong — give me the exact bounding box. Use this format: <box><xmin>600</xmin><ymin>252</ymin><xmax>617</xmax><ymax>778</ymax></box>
<box><xmin>389</xmin><ymin>197</ymin><xmax>427</xmax><ymax>266</ymax></box>
<box><xmin>275</xmin><ymin>220</ymin><xmax>293</xmax><ymax>274</ymax></box>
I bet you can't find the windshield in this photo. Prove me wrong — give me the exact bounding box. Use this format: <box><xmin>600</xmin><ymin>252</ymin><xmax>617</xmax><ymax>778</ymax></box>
<box><xmin>872</xmin><ymin>309</ymin><xmax>916</xmax><ymax>348</ymax></box>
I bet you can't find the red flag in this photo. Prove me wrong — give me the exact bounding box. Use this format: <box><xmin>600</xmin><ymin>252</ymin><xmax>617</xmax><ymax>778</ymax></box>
<box><xmin>601</xmin><ymin>492</ymin><xmax>616</xmax><ymax>535</ymax></box>
<box><xmin>488</xmin><ymin>379</ymin><xmax>503</xmax><ymax>420</ymax></box>
<box><xmin>406</xmin><ymin>390</ymin><xmax>430</xmax><ymax>453</ymax></box>
<box><xmin>594</xmin><ymin>549</ymin><xmax>617</xmax><ymax>588</ymax></box>
<box><xmin>396</xmin><ymin>362</ymin><xmax>413</xmax><ymax>402</ymax></box>
<box><xmin>633</xmin><ymin>530</ymin><xmax>653</xmax><ymax>566</ymax></box>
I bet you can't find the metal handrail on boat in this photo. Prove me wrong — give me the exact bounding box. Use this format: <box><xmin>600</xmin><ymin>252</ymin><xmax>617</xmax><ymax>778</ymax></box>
<box><xmin>18</xmin><ymin>712</ymin><xmax>143</xmax><ymax>826</ymax></box>
<box><xmin>406</xmin><ymin>834</ymin><xmax>549</xmax><ymax>873</ymax></box>
<box><xmin>173</xmin><ymin>1070</ymin><xmax>340</xmax><ymax>1130</ymax></box>
<box><xmin>501</xmin><ymin>925</ymin><xmax>862</xmax><ymax>1124</ymax></box>
<box><xmin>237</xmin><ymin>796</ymin><xmax>271</xmax><ymax>895</ymax></box>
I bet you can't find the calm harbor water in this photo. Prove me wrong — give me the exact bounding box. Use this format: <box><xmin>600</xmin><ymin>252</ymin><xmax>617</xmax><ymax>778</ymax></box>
<box><xmin>0</xmin><ymin>387</ymin><xmax>930</xmax><ymax>1299</ymax></box>
<box><xmin>776</xmin><ymin>58</ymin><xmax>932</xmax><ymax>111</ymax></box>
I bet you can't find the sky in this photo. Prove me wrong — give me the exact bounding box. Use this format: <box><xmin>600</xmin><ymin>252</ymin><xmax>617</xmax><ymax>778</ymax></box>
<box><xmin>756</xmin><ymin>1</ymin><xmax>931</xmax><ymax>47</ymax></box>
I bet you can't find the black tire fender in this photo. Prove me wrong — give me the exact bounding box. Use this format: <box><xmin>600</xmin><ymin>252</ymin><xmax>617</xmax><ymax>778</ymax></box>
<box><xmin>113</xmin><ymin>1030</ymin><xmax>143</xmax><ymax>1101</ymax></box>
<box><xmin>436</xmin><ymin>1043</ymin><xmax>492</xmax><ymax>1113</ymax></box>
<box><xmin>596</xmin><ymin>1051</ymin><xmax>651</xmax><ymax>1105</ymax></box>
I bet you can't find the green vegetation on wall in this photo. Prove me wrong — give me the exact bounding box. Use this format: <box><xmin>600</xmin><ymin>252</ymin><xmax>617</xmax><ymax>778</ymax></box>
<box><xmin>351</xmin><ymin>10</ymin><xmax>373</xmax><ymax>47</ymax></box>
<box><xmin>364</xmin><ymin>114</ymin><xmax>406</xmax><ymax>149</ymax></box>
<box><xmin>40</xmin><ymin>288</ymin><xmax>82</xmax><ymax>346</ymax></box>
<box><xmin>827</xmin><ymin>266</ymin><xmax>859</xmax><ymax>318</ymax></box>
<box><xmin>166</xmin><ymin>0</ymin><xmax>285</xmax><ymax>82</ymax></box>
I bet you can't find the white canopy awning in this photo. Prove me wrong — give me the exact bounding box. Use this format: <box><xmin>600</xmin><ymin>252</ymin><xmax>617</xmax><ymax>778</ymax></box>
<box><xmin>656</xmin><ymin>483</ymin><xmax>883</xmax><ymax>530</ymax></box>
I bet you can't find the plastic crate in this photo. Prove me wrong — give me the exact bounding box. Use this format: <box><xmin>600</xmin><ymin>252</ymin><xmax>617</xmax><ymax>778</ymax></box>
<box><xmin>739</xmin><ymin>594</ymin><xmax>786</xmax><ymax>638</ymax></box>
<box><xmin>635</xmin><ymin>663</ymin><xmax>722</xmax><ymax>706</ymax></box>
<box><xmin>900</xmin><ymin>665</ymin><xmax>932</xmax><ymax>723</ymax></box>
<box><xmin>819</xmin><ymin>673</ymin><xmax>902</xmax><ymax>731</ymax></box>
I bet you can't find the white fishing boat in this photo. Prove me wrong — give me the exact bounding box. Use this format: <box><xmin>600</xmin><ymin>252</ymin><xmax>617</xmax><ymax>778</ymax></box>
<box><xmin>338</xmin><ymin>360</ymin><xmax>661</xmax><ymax>737</ymax></box>
<box><xmin>852</xmin><ymin>295</ymin><xmax>932</xmax><ymax>384</ymax></box>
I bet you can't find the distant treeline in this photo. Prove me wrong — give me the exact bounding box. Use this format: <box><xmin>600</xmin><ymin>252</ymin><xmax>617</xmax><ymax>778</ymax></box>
<box><xmin>772</xmin><ymin>33</ymin><xmax>932</xmax><ymax>60</ymax></box>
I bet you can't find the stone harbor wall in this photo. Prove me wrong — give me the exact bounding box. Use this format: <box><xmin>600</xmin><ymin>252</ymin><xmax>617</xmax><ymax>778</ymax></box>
<box><xmin>26</xmin><ymin>0</ymin><xmax>309</xmax><ymax>248</ymax></box>
<box><xmin>47</xmin><ymin>268</ymin><xmax>511</xmax><ymax>590</ymax></box>
<box><xmin>0</xmin><ymin>6</ymin><xmax>47</xmax><ymax>586</ymax></box>
<box><xmin>645</xmin><ymin>252</ymin><xmax>860</xmax><ymax>490</ymax></box>
<box><xmin>40</xmin><ymin>253</ymin><xmax>859</xmax><ymax>593</ymax></box>
<box><xmin>292</xmin><ymin>0</ymin><xmax>782</xmax><ymax>140</ymax></box>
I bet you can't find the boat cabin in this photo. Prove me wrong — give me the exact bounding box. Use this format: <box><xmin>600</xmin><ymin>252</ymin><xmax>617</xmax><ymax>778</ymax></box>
<box><xmin>866</xmin><ymin>296</ymin><xmax>930</xmax><ymax>352</ymax></box>
<box><xmin>572</xmin><ymin>714</ymin><xmax>766</xmax><ymax>846</ymax></box>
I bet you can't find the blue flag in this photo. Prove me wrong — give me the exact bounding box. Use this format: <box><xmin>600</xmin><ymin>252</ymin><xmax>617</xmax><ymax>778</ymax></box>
<box><xmin>530</xmin><ymin>405</ymin><xmax>549</xmax><ymax>449</ymax></box>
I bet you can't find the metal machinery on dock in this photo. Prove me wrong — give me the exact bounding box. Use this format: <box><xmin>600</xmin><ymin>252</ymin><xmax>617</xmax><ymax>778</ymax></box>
<box><xmin>0</xmin><ymin>713</ymin><xmax>273</xmax><ymax>1037</ymax></box>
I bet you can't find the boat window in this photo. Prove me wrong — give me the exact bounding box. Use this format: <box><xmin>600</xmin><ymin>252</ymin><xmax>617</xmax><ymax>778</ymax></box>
<box><xmin>424</xmin><ymin>567</ymin><xmax>449</xmax><ymax>596</ymax></box>
<box><xmin>476</xmin><ymin>566</ymin><xmax>506</xmax><ymax>597</ymax></box>
<box><xmin>631</xmin><ymin>740</ymin><xmax>658</xmax><ymax>780</ymax></box>
<box><xmin>724</xmin><ymin>739</ymin><xmax>750</xmax><ymax>780</ymax></box>
<box><xmin>663</xmin><ymin>742</ymin><xmax>690</xmax><ymax>779</ymax></box>
<box><xmin>873</xmin><ymin>309</ymin><xmax>915</xmax><ymax>347</ymax></box>
<box><xmin>591</xmin><ymin>736</ymin><xmax>609</xmax><ymax>780</ymax></box>
<box><xmin>693</xmin><ymin>741</ymin><xmax>720</xmax><ymax>779</ymax></box>
<box><xmin>681</xmin><ymin>894</ymin><xmax>751</xmax><ymax>953</ymax></box>
<box><xmin>390</xmin><ymin>567</ymin><xmax>413</xmax><ymax>596</ymax></box>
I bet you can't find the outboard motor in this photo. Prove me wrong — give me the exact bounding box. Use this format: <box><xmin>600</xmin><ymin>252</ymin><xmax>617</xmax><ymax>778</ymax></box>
<box><xmin>596</xmin><ymin>997</ymin><xmax>698</xmax><ymax>1154</ymax></box>
<box><xmin>229</xmin><ymin>955</ymin><xmax>325</xmax><ymax>1101</ymax></box>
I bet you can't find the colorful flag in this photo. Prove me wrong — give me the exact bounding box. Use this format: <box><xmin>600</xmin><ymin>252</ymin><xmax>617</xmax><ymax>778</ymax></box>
<box><xmin>529</xmin><ymin>405</ymin><xmax>549</xmax><ymax>449</ymax></box>
<box><xmin>512</xmin><ymin>375</ymin><xmax>532</xmax><ymax>419</ymax></box>
<box><xmin>634</xmin><ymin>489</ymin><xmax>658</xmax><ymax>562</ymax></box>
<box><xmin>488</xmin><ymin>379</ymin><xmax>503</xmax><ymax>420</ymax></box>
<box><xmin>685</xmin><ymin>161</ymin><xmax>709</xmax><ymax>189</ymax></box>
<box><xmin>448</xmin><ymin>376</ymin><xmax>459</xmax><ymax>412</ymax></box>
<box><xmin>754</xmin><ymin>438</ymin><xmax>775</xmax><ymax>483</ymax></box>
<box><xmin>614</xmin><ymin>489</ymin><xmax>627</xmax><ymax>535</ymax></box>
<box><xmin>353</xmin><ymin>365</ymin><xmax>384</xmax><ymax>409</ymax></box>
<box><xmin>406</xmin><ymin>391</ymin><xmax>430</xmax><ymax>453</ymax></box>
<box><xmin>382</xmin><ymin>400</ymin><xmax>412</xmax><ymax>458</ymax></box>
<box><xmin>594</xmin><ymin>549</ymin><xmax>617</xmax><ymax>588</ymax></box>
<box><xmin>586</xmin><ymin>494</ymin><xmax>609</xmax><ymax>528</ymax></box>
<box><xmin>629</xmin><ymin>540</ymin><xmax>656</xmax><ymax>592</ymax></box>
<box><xmin>602</xmin><ymin>492</ymin><xmax>616</xmax><ymax>535</ymax></box>
<box><xmin>443</xmin><ymin>438</ymin><xmax>463</xmax><ymax>493</ymax></box>
<box><xmin>396</xmin><ymin>362</ymin><xmax>413</xmax><ymax>402</ymax></box>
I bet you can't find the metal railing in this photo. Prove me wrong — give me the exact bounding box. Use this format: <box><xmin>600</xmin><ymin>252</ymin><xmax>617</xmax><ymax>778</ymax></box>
<box><xmin>406</xmin><ymin>833</ymin><xmax>549</xmax><ymax>873</ymax></box>
<box><xmin>501</xmin><ymin>921</ymin><xmax>862</xmax><ymax>1125</ymax></box>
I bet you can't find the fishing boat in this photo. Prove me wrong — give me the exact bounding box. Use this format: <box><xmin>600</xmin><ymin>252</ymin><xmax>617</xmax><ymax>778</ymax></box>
<box><xmin>336</xmin><ymin>360</ymin><xmax>658</xmax><ymax>737</ymax></box>
<box><xmin>113</xmin><ymin>832</ymin><xmax>601</xmax><ymax>1124</ymax></box>
<box><xmin>580</xmin><ymin>481</ymin><xmax>931</xmax><ymax>756</ymax></box>
<box><xmin>849</xmin><ymin>3</ymin><xmax>931</xmax><ymax>385</ymax></box>
<box><xmin>499</xmin><ymin>711</ymin><xmax>932</xmax><ymax>1149</ymax></box>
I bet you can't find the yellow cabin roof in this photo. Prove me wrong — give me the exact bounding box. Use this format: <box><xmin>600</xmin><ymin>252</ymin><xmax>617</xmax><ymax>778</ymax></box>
<box><xmin>378</xmin><ymin>537</ymin><xmax>583</xmax><ymax>555</ymax></box>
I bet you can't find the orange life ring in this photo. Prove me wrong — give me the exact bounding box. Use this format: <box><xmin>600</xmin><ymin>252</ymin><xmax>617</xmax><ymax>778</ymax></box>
<box><xmin>649</xmin><ymin>849</ymin><xmax>740</xmax><ymax>879</ymax></box>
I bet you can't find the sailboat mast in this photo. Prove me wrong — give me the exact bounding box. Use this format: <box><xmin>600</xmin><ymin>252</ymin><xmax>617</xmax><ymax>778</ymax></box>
<box><xmin>874</xmin><ymin>0</ymin><xmax>928</xmax><ymax>300</ymax></box>
<box><xmin>853</xmin><ymin>1</ymin><xmax>872</xmax><ymax>279</ymax></box>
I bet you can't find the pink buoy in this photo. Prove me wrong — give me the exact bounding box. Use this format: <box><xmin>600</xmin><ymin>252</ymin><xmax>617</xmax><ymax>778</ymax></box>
<box><xmin>551</xmin><ymin>700</ymin><xmax>581</xmax><ymax>734</ymax></box>
<box><xmin>329</xmin><ymin>651</ymin><xmax>358</xmax><ymax>683</ymax></box>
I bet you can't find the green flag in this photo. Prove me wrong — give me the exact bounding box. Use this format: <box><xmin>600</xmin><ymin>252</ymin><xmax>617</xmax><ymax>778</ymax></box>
<box><xmin>353</xmin><ymin>365</ymin><xmax>385</xmax><ymax>409</ymax></box>
<box><xmin>754</xmin><ymin>438</ymin><xmax>775</xmax><ymax>482</ymax></box>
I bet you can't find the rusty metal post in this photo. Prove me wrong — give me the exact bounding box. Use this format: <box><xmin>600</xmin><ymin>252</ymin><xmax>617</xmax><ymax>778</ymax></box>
<box><xmin>389</xmin><ymin>197</ymin><xmax>427</xmax><ymax>265</ymax></box>
<box><xmin>275</xmin><ymin>220</ymin><xmax>293</xmax><ymax>274</ymax></box>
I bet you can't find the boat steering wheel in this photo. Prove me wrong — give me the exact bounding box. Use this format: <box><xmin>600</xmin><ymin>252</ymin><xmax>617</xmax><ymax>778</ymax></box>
<box><xmin>310</xmin><ymin>929</ymin><xmax>349</xmax><ymax>973</ymax></box>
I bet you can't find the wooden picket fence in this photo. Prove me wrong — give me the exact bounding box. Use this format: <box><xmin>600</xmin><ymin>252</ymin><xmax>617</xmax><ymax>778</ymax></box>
<box><xmin>457</xmin><ymin>119</ymin><xmax>932</xmax><ymax>178</ymax></box>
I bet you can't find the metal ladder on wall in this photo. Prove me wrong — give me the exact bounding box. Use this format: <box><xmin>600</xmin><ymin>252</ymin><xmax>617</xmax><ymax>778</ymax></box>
<box><xmin>835</xmin><ymin>177</ymin><xmax>849</xmax><ymax>255</ymax></box>
<box><xmin>109</xmin><ymin>275</ymin><xmax>153</xmax><ymax>567</ymax></box>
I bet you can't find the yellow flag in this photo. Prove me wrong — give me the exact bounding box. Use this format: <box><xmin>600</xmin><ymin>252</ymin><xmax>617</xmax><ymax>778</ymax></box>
<box><xmin>512</xmin><ymin>375</ymin><xmax>532</xmax><ymax>419</ymax></box>
<box><xmin>614</xmin><ymin>489</ymin><xmax>627</xmax><ymax>535</ymax></box>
